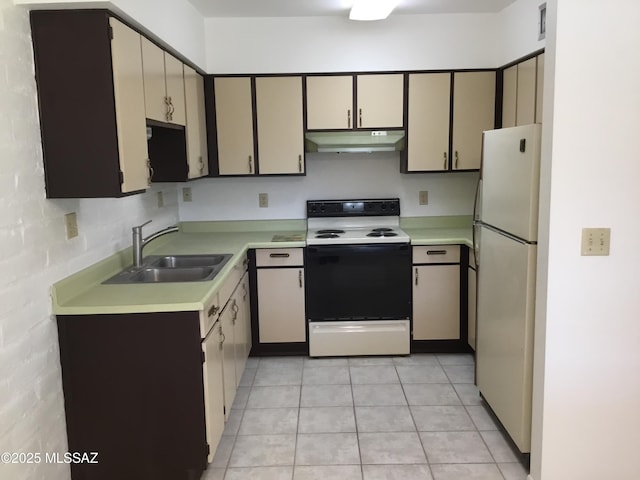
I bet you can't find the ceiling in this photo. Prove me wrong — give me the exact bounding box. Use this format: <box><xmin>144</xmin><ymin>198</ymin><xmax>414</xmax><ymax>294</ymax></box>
<box><xmin>187</xmin><ymin>0</ymin><xmax>518</xmax><ymax>18</ymax></box>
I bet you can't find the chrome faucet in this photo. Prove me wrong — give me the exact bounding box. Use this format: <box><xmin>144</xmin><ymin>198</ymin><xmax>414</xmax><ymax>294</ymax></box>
<box><xmin>132</xmin><ymin>220</ymin><xmax>179</xmax><ymax>268</ymax></box>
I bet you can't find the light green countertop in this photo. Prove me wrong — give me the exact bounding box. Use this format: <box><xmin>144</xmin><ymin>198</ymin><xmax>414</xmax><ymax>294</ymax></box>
<box><xmin>52</xmin><ymin>217</ymin><xmax>472</xmax><ymax>316</ymax></box>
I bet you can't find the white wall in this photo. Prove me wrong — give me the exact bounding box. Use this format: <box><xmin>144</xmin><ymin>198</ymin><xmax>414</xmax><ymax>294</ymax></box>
<box><xmin>496</xmin><ymin>0</ymin><xmax>546</xmax><ymax>65</ymax></box>
<box><xmin>0</xmin><ymin>2</ymin><xmax>180</xmax><ymax>479</ymax></box>
<box><xmin>531</xmin><ymin>0</ymin><xmax>640</xmax><ymax>479</ymax></box>
<box><xmin>180</xmin><ymin>154</ymin><xmax>478</xmax><ymax>221</ymax></box>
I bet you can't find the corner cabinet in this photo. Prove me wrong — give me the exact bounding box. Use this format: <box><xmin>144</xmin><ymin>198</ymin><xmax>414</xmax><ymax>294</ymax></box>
<box><xmin>501</xmin><ymin>52</ymin><xmax>545</xmax><ymax>128</ymax></box>
<box><xmin>31</xmin><ymin>10</ymin><xmax>150</xmax><ymax>198</ymax></box>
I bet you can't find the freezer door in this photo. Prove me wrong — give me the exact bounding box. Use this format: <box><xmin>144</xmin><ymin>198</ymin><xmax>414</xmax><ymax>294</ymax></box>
<box><xmin>475</xmin><ymin>225</ymin><xmax>536</xmax><ymax>453</ymax></box>
<box><xmin>480</xmin><ymin>124</ymin><xmax>541</xmax><ymax>242</ymax></box>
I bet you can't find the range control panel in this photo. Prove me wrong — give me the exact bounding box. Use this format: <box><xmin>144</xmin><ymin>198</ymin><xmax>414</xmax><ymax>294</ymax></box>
<box><xmin>307</xmin><ymin>198</ymin><xmax>401</xmax><ymax>218</ymax></box>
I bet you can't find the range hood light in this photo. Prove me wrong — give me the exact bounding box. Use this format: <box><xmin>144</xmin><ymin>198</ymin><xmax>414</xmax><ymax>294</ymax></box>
<box><xmin>305</xmin><ymin>130</ymin><xmax>406</xmax><ymax>154</ymax></box>
<box><xmin>349</xmin><ymin>0</ymin><xmax>399</xmax><ymax>21</ymax></box>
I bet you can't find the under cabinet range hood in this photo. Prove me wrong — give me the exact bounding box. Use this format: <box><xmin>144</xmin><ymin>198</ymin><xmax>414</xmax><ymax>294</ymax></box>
<box><xmin>305</xmin><ymin>130</ymin><xmax>406</xmax><ymax>153</ymax></box>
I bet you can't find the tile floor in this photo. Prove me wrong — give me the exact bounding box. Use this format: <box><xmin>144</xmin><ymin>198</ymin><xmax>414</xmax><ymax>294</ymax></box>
<box><xmin>202</xmin><ymin>354</ymin><xmax>529</xmax><ymax>480</ymax></box>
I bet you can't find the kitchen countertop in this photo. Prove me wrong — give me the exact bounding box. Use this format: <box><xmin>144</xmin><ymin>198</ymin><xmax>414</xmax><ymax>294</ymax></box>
<box><xmin>52</xmin><ymin>217</ymin><xmax>472</xmax><ymax>316</ymax></box>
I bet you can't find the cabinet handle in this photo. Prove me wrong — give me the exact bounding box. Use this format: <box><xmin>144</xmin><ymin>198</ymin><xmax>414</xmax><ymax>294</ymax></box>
<box><xmin>455</xmin><ymin>150</ymin><xmax>459</xmax><ymax>169</ymax></box>
<box><xmin>443</xmin><ymin>152</ymin><xmax>447</xmax><ymax>170</ymax></box>
<box><xmin>298</xmin><ymin>269</ymin><xmax>303</xmax><ymax>288</ymax></box>
<box><xmin>298</xmin><ymin>154</ymin><xmax>302</xmax><ymax>173</ymax></box>
<box><xmin>220</xmin><ymin>330</ymin><xmax>226</xmax><ymax>345</ymax></box>
<box><xmin>269</xmin><ymin>253</ymin><xmax>290</xmax><ymax>258</ymax></box>
<box><xmin>427</xmin><ymin>250</ymin><xmax>448</xmax><ymax>255</ymax></box>
<box><xmin>208</xmin><ymin>304</ymin><xmax>220</xmax><ymax>317</ymax></box>
<box><xmin>147</xmin><ymin>159</ymin><xmax>154</xmax><ymax>185</ymax></box>
<box><xmin>359</xmin><ymin>108</ymin><xmax>362</xmax><ymax>127</ymax></box>
<box><xmin>232</xmin><ymin>300</ymin><xmax>239</xmax><ymax>323</ymax></box>
<box><xmin>168</xmin><ymin>96</ymin><xmax>175</xmax><ymax>121</ymax></box>
<box><xmin>242</xmin><ymin>258</ymin><xmax>248</xmax><ymax>269</ymax></box>
<box><xmin>242</xmin><ymin>282</ymin><xmax>248</xmax><ymax>301</ymax></box>
<box><xmin>199</xmin><ymin>156</ymin><xmax>204</xmax><ymax>175</ymax></box>
<box><xmin>248</xmin><ymin>155</ymin><xmax>253</xmax><ymax>174</ymax></box>
<box><xmin>164</xmin><ymin>96</ymin><xmax>171</xmax><ymax>122</ymax></box>
<box><xmin>347</xmin><ymin>109</ymin><xmax>351</xmax><ymax>128</ymax></box>
<box><xmin>415</xmin><ymin>267</ymin><xmax>418</xmax><ymax>286</ymax></box>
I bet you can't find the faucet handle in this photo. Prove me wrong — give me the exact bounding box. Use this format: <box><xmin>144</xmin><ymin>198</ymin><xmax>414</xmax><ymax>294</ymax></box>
<box><xmin>133</xmin><ymin>219</ymin><xmax>152</xmax><ymax>232</ymax></box>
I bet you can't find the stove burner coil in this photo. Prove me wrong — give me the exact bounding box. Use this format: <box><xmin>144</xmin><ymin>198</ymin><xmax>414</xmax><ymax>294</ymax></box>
<box><xmin>371</xmin><ymin>227</ymin><xmax>394</xmax><ymax>232</ymax></box>
<box><xmin>316</xmin><ymin>233</ymin><xmax>341</xmax><ymax>239</ymax></box>
<box><xmin>366</xmin><ymin>231</ymin><xmax>399</xmax><ymax>237</ymax></box>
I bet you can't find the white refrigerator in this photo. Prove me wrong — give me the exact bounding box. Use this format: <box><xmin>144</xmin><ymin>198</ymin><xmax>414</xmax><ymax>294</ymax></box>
<box><xmin>474</xmin><ymin>124</ymin><xmax>542</xmax><ymax>454</ymax></box>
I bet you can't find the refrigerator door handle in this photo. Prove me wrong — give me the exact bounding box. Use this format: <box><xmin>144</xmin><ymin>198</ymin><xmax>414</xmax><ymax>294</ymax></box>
<box><xmin>483</xmin><ymin>223</ymin><xmax>535</xmax><ymax>246</ymax></box>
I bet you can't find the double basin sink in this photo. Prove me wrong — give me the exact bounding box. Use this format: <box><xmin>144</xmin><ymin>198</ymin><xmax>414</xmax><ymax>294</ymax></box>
<box><xmin>104</xmin><ymin>254</ymin><xmax>233</xmax><ymax>284</ymax></box>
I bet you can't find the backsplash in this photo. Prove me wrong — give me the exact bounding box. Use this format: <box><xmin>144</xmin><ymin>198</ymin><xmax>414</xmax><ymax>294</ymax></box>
<box><xmin>179</xmin><ymin>153</ymin><xmax>479</xmax><ymax>221</ymax></box>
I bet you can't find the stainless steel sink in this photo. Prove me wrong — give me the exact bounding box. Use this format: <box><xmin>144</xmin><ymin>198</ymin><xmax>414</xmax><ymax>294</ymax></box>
<box><xmin>103</xmin><ymin>253</ymin><xmax>233</xmax><ymax>284</ymax></box>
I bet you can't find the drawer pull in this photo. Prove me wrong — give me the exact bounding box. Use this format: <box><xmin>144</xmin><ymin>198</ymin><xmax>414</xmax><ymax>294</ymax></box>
<box><xmin>269</xmin><ymin>253</ymin><xmax>290</xmax><ymax>258</ymax></box>
<box><xmin>415</xmin><ymin>267</ymin><xmax>418</xmax><ymax>286</ymax></box>
<box><xmin>426</xmin><ymin>250</ymin><xmax>448</xmax><ymax>255</ymax></box>
<box><xmin>207</xmin><ymin>304</ymin><xmax>220</xmax><ymax>317</ymax></box>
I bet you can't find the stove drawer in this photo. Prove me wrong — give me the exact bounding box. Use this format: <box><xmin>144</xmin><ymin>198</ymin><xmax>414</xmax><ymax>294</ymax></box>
<box><xmin>413</xmin><ymin>245</ymin><xmax>460</xmax><ymax>264</ymax></box>
<box><xmin>256</xmin><ymin>248</ymin><xmax>304</xmax><ymax>267</ymax></box>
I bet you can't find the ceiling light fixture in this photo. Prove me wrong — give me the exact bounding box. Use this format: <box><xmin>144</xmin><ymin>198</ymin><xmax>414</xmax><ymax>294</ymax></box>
<box><xmin>349</xmin><ymin>0</ymin><xmax>400</xmax><ymax>21</ymax></box>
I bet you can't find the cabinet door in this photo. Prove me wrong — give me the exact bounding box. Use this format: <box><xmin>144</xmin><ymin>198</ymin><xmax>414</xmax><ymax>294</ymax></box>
<box><xmin>306</xmin><ymin>75</ymin><xmax>353</xmax><ymax>129</ymax></box>
<box><xmin>468</xmin><ymin>266</ymin><xmax>477</xmax><ymax>350</ymax></box>
<box><xmin>536</xmin><ymin>53</ymin><xmax>545</xmax><ymax>123</ymax></box>
<box><xmin>214</xmin><ymin>77</ymin><xmax>255</xmax><ymax>175</ymax></box>
<box><xmin>407</xmin><ymin>73</ymin><xmax>451</xmax><ymax>171</ymax></box>
<box><xmin>257</xmin><ymin>268</ymin><xmax>306</xmax><ymax>343</ymax></box>
<box><xmin>412</xmin><ymin>265</ymin><xmax>460</xmax><ymax>340</ymax></box>
<box><xmin>164</xmin><ymin>53</ymin><xmax>186</xmax><ymax>126</ymax></box>
<box><xmin>357</xmin><ymin>74</ymin><xmax>404</xmax><ymax>128</ymax></box>
<box><xmin>220</xmin><ymin>305</ymin><xmax>236</xmax><ymax>419</ymax></box>
<box><xmin>452</xmin><ymin>71</ymin><xmax>495</xmax><ymax>170</ymax></box>
<box><xmin>184</xmin><ymin>65</ymin><xmax>208</xmax><ymax>178</ymax></box>
<box><xmin>255</xmin><ymin>76</ymin><xmax>305</xmax><ymax>174</ymax></box>
<box><xmin>110</xmin><ymin>18</ymin><xmax>150</xmax><ymax>193</ymax></box>
<box><xmin>237</xmin><ymin>273</ymin><xmax>251</xmax><ymax>374</ymax></box>
<box><xmin>141</xmin><ymin>37</ymin><xmax>167</xmax><ymax>123</ymax></box>
<box><xmin>202</xmin><ymin>323</ymin><xmax>224</xmax><ymax>462</ymax></box>
<box><xmin>502</xmin><ymin>65</ymin><xmax>517</xmax><ymax>128</ymax></box>
<box><xmin>516</xmin><ymin>57</ymin><xmax>537</xmax><ymax>126</ymax></box>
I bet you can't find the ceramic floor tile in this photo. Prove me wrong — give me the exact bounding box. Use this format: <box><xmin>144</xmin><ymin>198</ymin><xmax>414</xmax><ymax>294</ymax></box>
<box><xmin>355</xmin><ymin>406</ymin><xmax>416</xmax><ymax>432</ymax></box>
<box><xmin>442</xmin><ymin>365</ymin><xmax>475</xmax><ymax>383</ymax></box>
<box><xmin>498</xmin><ymin>462</ymin><xmax>529</xmax><ymax>480</ymax></box>
<box><xmin>238</xmin><ymin>408</ymin><xmax>299</xmax><ymax>435</ymax></box>
<box><xmin>222</xmin><ymin>408</ymin><xmax>243</xmax><ymax>436</ymax></box>
<box><xmin>436</xmin><ymin>353</ymin><xmax>475</xmax><ymax>366</ymax></box>
<box><xmin>294</xmin><ymin>465</ymin><xmax>362</xmax><ymax>480</ymax></box>
<box><xmin>420</xmin><ymin>431</ymin><xmax>493</xmax><ymax>464</ymax></box>
<box><xmin>239</xmin><ymin>368</ymin><xmax>257</xmax><ymax>387</ymax></box>
<box><xmin>253</xmin><ymin>368</ymin><xmax>303</xmax><ymax>386</ymax></box>
<box><xmin>258</xmin><ymin>356</ymin><xmax>305</xmax><ymax>370</ymax></box>
<box><xmin>295</xmin><ymin>433</ymin><xmax>360</xmax><ymax>465</ymax></box>
<box><xmin>302</xmin><ymin>366</ymin><xmax>351</xmax><ymax>385</ymax></box>
<box><xmin>232</xmin><ymin>386</ymin><xmax>251</xmax><ymax>410</ymax></box>
<box><xmin>392</xmin><ymin>354</ymin><xmax>440</xmax><ymax>366</ymax></box>
<box><xmin>304</xmin><ymin>357</ymin><xmax>349</xmax><ymax>367</ymax></box>
<box><xmin>480</xmin><ymin>430</ymin><xmax>520</xmax><ymax>463</ymax></box>
<box><xmin>352</xmin><ymin>384</ymin><xmax>407</xmax><ymax>406</ymax></box>
<box><xmin>403</xmin><ymin>384</ymin><xmax>461</xmax><ymax>406</ymax></box>
<box><xmin>466</xmin><ymin>405</ymin><xmax>499</xmax><ymax>431</ymax></box>
<box><xmin>452</xmin><ymin>384</ymin><xmax>483</xmax><ymax>406</ymax></box>
<box><xmin>300</xmin><ymin>384</ymin><xmax>353</xmax><ymax>407</ymax></box>
<box><xmin>211</xmin><ymin>435</ymin><xmax>235</xmax><ymax>468</ymax></box>
<box><xmin>225</xmin><ymin>466</ymin><xmax>294</xmax><ymax>480</ymax></box>
<box><xmin>298</xmin><ymin>406</ymin><xmax>356</xmax><ymax>433</ymax></box>
<box><xmin>410</xmin><ymin>406</ymin><xmax>476</xmax><ymax>432</ymax></box>
<box><xmin>228</xmin><ymin>434</ymin><xmax>297</xmax><ymax>467</ymax></box>
<box><xmin>246</xmin><ymin>357</ymin><xmax>260</xmax><ymax>369</ymax></box>
<box><xmin>359</xmin><ymin>432</ymin><xmax>427</xmax><ymax>464</ymax></box>
<box><xmin>350</xmin><ymin>366</ymin><xmax>399</xmax><ymax>384</ymax></box>
<box><xmin>430</xmin><ymin>463</ymin><xmax>503</xmax><ymax>480</ymax></box>
<box><xmin>247</xmin><ymin>386</ymin><xmax>301</xmax><ymax>409</ymax></box>
<box><xmin>348</xmin><ymin>356</ymin><xmax>395</xmax><ymax>366</ymax></box>
<box><xmin>362</xmin><ymin>464</ymin><xmax>433</xmax><ymax>480</ymax></box>
<box><xmin>201</xmin><ymin>467</ymin><xmax>225</xmax><ymax>480</ymax></box>
<box><xmin>396</xmin><ymin>365</ymin><xmax>449</xmax><ymax>384</ymax></box>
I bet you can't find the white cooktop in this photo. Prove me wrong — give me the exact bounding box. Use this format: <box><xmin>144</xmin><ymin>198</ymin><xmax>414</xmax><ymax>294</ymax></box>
<box><xmin>306</xmin><ymin>216</ymin><xmax>410</xmax><ymax>245</ymax></box>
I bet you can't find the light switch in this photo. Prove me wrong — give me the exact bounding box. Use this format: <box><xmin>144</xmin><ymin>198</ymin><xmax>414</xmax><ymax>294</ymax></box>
<box><xmin>182</xmin><ymin>187</ymin><xmax>192</xmax><ymax>202</ymax></box>
<box><xmin>581</xmin><ymin>228</ymin><xmax>611</xmax><ymax>256</ymax></box>
<box><xmin>259</xmin><ymin>193</ymin><xmax>269</xmax><ymax>208</ymax></box>
<box><xmin>65</xmin><ymin>212</ymin><xmax>78</xmax><ymax>239</ymax></box>
<box><xmin>419</xmin><ymin>191</ymin><xmax>428</xmax><ymax>205</ymax></box>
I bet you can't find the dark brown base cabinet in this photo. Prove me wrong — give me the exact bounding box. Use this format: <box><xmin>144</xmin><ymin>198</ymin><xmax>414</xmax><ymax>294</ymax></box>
<box><xmin>57</xmin><ymin>312</ymin><xmax>208</xmax><ymax>480</ymax></box>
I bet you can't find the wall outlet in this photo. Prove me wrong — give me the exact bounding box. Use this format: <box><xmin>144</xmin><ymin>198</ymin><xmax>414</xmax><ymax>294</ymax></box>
<box><xmin>581</xmin><ymin>227</ymin><xmax>611</xmax><ymax>256</ymax></box>
<box><xmin>65</xmin><ymin>212</ymin><xmax>78</xmax><ymax>239</ymax></box>
<box><xmin>182</xmin><ymin>187</ymin><xmax>192</xmax><ymax>202</ymax></box>
<box><xmin>259</xmin><ymin>193</ymin><xmax>269</xmax><ymax>208</ymax></box>
<box><xmin>419</xmin><ymin>191</ymin><xmax>429</xmax><ymax>205</ymax></box>
<box><xmin>157</xmin><ymin>191</ymin><xmax>164</xmax><ymax>208</ymax></box>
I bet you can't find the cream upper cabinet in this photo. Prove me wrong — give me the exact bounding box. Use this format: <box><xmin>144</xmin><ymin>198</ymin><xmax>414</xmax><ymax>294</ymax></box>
<box><xmin>406</xmin><ymin>73</ymin><xmax>451</xmax><ymax>171</ymax></box>
<box><xmin>536</xmin><ymin>53</ymin><xmax>545</xmax><ymax>123</ymax></box>
<box><xmin>214</xmin><ymin>77</ymin><xmax>255</xmax><ymax>175</ymax></box>
<box><xmin>255</xmin><ymin>76</ymin><xmax>305</xmax><ymax>174</ymax></box>
<box><xmin>306</xmin><ymin>75</ymin><xmax>353</xmax><ymax>129</ymax></box>
<box><xmin>502</xmin><ymin>65</ymin><xmax>517</xmax><ymax>128</ymax></box>
<box><xmin>141</xmin><ymin>38</ymin><xmax>185</xmax><ymax>126</ymax></box>
<box><xmin>452</xmin><ymin>71</ymin><xmax>496</xmax><ymax>170</ymax></box>
<box><xmin>516</xmin><ymin>57</ymin><xmax>537</xmax><ymax>126</ymax></box>
<box><xmin>357</xmin><ymin>74</ymin><xmax>404</xmax><ymax>128</ymax></box>
<box><xmin>184</xmin><ymin>65</ymin><xmax>208</xmax><ymax>179</ymax></box>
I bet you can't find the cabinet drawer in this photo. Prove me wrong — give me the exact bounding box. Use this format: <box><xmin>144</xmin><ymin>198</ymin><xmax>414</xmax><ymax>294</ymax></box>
<box><xmin>413</xmin><ymin>245</ymin><xmax>460</xmax><ymax>264</ymax></box>
<box><xmin>469</xmin><ymin>247</ymin><xmax>477</xmax><ymax>269</ymax></box>
<box><xmin>200</xmin><ymin>291</ymin><xmax>220</xmax><ymax>337</ymax></box>
<box><xmin>256</xmin><ymin>248</ymin><xmax>304</xmax><ymax>267</ymax></box>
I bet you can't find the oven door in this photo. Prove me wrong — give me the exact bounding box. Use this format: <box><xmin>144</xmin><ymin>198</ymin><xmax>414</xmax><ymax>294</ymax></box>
<box><xmin>305</xmin><ymin>243</ymin><xmax>411</xmax><ymax>321</ymax></box>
